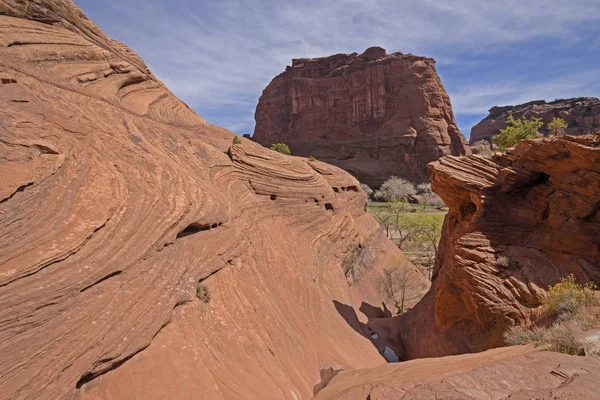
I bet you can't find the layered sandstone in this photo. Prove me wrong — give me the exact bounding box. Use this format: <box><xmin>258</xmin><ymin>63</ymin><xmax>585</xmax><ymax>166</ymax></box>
<box><xmin>252</xmin><ymin>47</ymin><xmax>470</xmax><ymax>187</ymax></box>
<box><xmin>314</xmin><ymin>345</ymin><xmax>600</xmax><ymax>399</ymax></box>
<box><xmin>368</xmin><ymin>135</ymin><xmax>600</xmax><ymax>360</ymax></box>
<box><xmin>470</xmin><ymin>97</ymin><xmax>600</xmax><ymax>144</ymax></box>
<box><xmin>0</xmin><ymin>2</ymin><xmax>425</xmax><ymax>399</ymax></box>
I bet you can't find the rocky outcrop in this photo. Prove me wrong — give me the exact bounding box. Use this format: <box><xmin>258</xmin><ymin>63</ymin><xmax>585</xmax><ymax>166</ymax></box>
<box><xmin>0</xmin><ymin>3</ymin><xmax>424</xmax><ymax>399</ymax></box>
<box><xmin>470</xmin><ymin>97</ymin><xmax>600</xmax><ymax>144</ymax></box>
<box><xmin>368</xmin><ymin>135</ymin><xmax>600</xmax><ymax>360</ymax></box>
<box><xmin>314</xmin><ymin>345</ymin><xmax>600</xmax><ymax>399</ymax></box>
<box><xmin>252</xmin><ymin>47</ymin><xmax>470</xmax><ymax>188</ymax></box>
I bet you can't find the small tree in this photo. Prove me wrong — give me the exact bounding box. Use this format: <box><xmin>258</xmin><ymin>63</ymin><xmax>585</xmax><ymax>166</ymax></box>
<box><xmin>547</xmin><ymin>117</ymin><xmax>568</xmax><ymax>137</ymax></box>
<box><xmin>270</xmin><ymin>143</ymin><xmax>291</xmax><ymax>155</ymax></box>
<box><xmin>493</xmin><ymin>115</ymin><xmax>543</xmax><ymax>150</ymax></box>
<box><xmin>378</xmin><ymin>260</ymin><xmax>426</xmax><ymax>314</ymax></box>
<box><xmin>375</xmin><ymin>176</ymin><xmax>416</xmax><ymax>202</ymax></box>
<box><xmin>416</xmin><ymin>183</ymin><xmax>436</xmax><ymax>210</ymax></box>
<box><xmin>360</xmin><ymin>183</ymin><xmax>373</xmax><ymax>200</ymax></box>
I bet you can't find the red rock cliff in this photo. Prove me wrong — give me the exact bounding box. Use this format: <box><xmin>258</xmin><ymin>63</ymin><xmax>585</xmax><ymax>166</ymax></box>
<box><xmin>368</xmin><ymin>135</ymin><xmax>600</xmax><ymax>360</ymax></box>
<box><xmin>252</xmin><ymin>47</ymin><xmax>470</xmax><ymax>187</ymax></box>
<box><xmin>470</xmin><ymin>97</ymin><xmax>600</xmax><ymax>144</ymax></box>
<box><xmin>0</xmin><ymin>2</ymin><xmax>423</xmax><ymax>399</ymax></box>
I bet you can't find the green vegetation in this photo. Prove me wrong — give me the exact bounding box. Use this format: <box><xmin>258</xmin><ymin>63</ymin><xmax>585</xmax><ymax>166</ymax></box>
<box><xmin>541</xmin><ymin>274</ymin><xmax>596</xmax><ymax>317</ymax></box>
<box><xmin>233</xmin><ymin>136</ymin><xmax>242</xmax><ymax>145</ymax></box>
<box><xmin>270</xmin><ymin>143</ymin><xmax>291</xmax><ymax>155</ymax></box>
<box><xmin>547</xmin><ymin>117</ymin><xmax>568</xmax><ymax>137</ymax></box>
<box><xmin>493</xmin><ymin>115</ymin><xmax>543</xmax><ymax>150</ymax></box>
<box><xmin>196</xmin><ymin>282</ymin><xmax>211</xmax><ymax>303</ymax></box>
<box><xmin>308</xmin><ymin>155</ymin><xmax>317</xmax><ymax>161</ymax></box>
<box><xmin>503</xmin><ymin>275</ymin><xmax>598</xmax><ymax>355</ymax></box>
<box><xmin>369</xmin><ymin>202</ymin><xmax>444</xmax><ymax>280</ymax></box>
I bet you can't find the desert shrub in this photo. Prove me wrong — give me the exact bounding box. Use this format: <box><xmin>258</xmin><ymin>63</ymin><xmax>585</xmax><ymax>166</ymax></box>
<box><xmin>196</xmin><ymin>282</ymin><xmax>211</xmax><ymax>303</ymax></box>
<box><xmin>496</xmin><ymin>255</ymin><xmax>520</xmax><ymax>270</ymax></box>
<box><xmin>493</xmin><ymin>115</ymin><xmax>543</xmax><ymax>150</ymax></box>
<box><xmin>547</xmin><ymin>117</ymin><xmax>568</xmax><ymax>137</ymax></box>
<box><xmin>232</xmin><ymin>136</ymin><xmax>242</xmax><ymax>145</ymax></box>
<box><xmin>542</xmin><ymin>324</ymin><xmax>584</xmax><ymax>355</ymax></box>
<box><xmin>573</xmin><ymin>310</ymin><xmax>600</xmax><ymax>331</ymax></box>
<box><xmin>503</xmin><ymin>325</ymin><xmax>546</xmax><ymax>346</ymax></box>
<box><xmin>374</xmin><ymin>176</ymin><xmax>416</xmax><ymax>202</ymax></box>
<box><xmin>308</xmin><ymin>155</ymin><xmax>317</xmax><ymax>161</ymax></box>
<box><xmin>541</xmin><ymin>274</ymin><xmax>596</xmax><ymax>318</ymax></box>
<box><xmin>270</xmin><ymin>143</ymin><xmax>291</xmax><ymax>155</ymax></box>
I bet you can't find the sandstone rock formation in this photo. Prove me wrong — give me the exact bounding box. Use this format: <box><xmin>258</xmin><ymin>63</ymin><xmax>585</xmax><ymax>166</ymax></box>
<box><xmin>470</xmin><ymin>97</ymin><xmax>600</xmax><ymax>144</ymax></box>
<box><xmin>314</xmin><ymin>345</ymin><xmax>600</xmax><ymax>399</ymax></box>
<box><xmin>368</xmin><ymin>135</ymin><xmax>600</xmax><ymax>360</ymax></box>
<box><xmin>252</xmin><ymin>47</ymin><xmax>470</xmax><ymax>188</ymax></box>
<box><xmin>0</xmin><ymin>2</ymin><xmax>425</xmax><ymax>399</ymax></box>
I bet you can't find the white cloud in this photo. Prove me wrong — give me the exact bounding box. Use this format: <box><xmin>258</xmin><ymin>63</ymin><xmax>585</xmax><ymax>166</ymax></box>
<box><xmin>78</xmin><ymin>0</ymin><xmax>600</xmax><ymax>133</ymax></box>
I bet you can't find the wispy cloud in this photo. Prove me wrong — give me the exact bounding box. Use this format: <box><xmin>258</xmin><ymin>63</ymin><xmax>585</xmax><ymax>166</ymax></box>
<box><xmin>76</xmin><ymin>0</ymin><xmax>600</xmax><ymax>137</ymax></box>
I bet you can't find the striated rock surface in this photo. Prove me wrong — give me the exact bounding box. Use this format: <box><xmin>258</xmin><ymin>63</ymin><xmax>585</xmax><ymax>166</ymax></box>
<box><xmin>0</xmin><ymin>2</ymin><xmax>423</xmax><ymax>399</ymax></box>
<box><xmin>252</xmin><ymin>47</ymin><xmax>470</xmax><ymax>188</ymax></box>
<box><xmin>368</xmin><ymin>135</ymin><xmax>600</xmax><ymax>360</ymax></box>
<box><xmin>470</xmin><ymin>97</ymin><xmax>600</xmax><ymax>144</ymax></box>
<box><xmin>314</xmin><ymin>345</ymin><xmax>600</xmax><ymax>399</ymax></box>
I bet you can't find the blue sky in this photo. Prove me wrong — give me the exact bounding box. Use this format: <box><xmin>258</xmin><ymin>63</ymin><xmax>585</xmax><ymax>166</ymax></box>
<box><xmin>75</xmin><ymin>0</ymin><xmax>600</xmax><ymax>140</ymax></box>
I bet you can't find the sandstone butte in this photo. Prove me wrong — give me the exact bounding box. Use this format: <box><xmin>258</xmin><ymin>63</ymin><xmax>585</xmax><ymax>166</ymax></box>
<box><xmin>1</xmin><ymin>2</ymin><xmax>600</xmax><ymax>400</ymax></box>
<box><xmin>470</xmin><ymin>97</ymin><xmax>600</xmax><ymax>145</ymax></box>
<box><xmin>252</xmin><ymin>47</ymin><xmax>471</xmax><ymax>188</ymax></box>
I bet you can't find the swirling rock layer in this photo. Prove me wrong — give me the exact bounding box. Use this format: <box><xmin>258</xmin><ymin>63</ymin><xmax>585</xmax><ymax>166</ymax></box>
<box><xmin>470</xmin><ymin>97</ymin><xmax>600</xmax><ymax>144</ymax></box>
<box><xmin>369</xmin><ymin>135</ymin><xmax>600</xmax><ymax>360</ymax></box>
<box><xmin>252</xmin><ymin>47</ymin><xmax>470</xmax><ymax>187</ymax></box>
<box><xmin>0</xmin><ymin>2</ymin><xmax>416</xmax><ymax>399</ymax></box>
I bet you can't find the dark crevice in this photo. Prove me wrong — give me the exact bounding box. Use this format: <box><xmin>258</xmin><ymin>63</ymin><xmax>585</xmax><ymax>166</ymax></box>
<box><xmin>176</xmin><ymin>222</ymin><xmax>222</xmax><ymax>239</ymax></box>
<box><xmin>80</xmin><ymin>271</ymin><xmax>123</xmax><ymax>293</ymax></box>
<box><xmin>270</xmin><ymin>194</ymin><xmax>277</xmax><ymax>201</ymax></box>
<box><xmin>118</xmin><ymin>75</ymin><xmax>148</xmax><ymax>90</ymax></box>
<box><xmin>332</xmin><ymin>187</ymin><xmax>340</xmax><ymax>193</ymax></box>
<box><xmin>76</xmin><ymin>297</ymin><xmax>191</xmax><ymax>389</ymax></box>
<box><xmin>0</xmin><ymin>182</ymin><xmax>34</xmax><ymax>204</ymax></box>
<box><xmin>346</xmin><ymin>185</ymin><xmax>359</xmax><ymax>192</ymax></box>
<box><xmin>325</xmin><ymin>203</ymin><xmax>334</xmax><ymax>211</ymax></box>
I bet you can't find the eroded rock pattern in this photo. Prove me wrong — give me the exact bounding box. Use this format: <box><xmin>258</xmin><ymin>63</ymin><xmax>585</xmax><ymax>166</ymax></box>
<box><xmin>0</xmin><ymin>2</ymin><xmax>420</xmax><ymax>399</ymax></box>
<box><xmin>252</xmin><ymin>47</ymin><xmax>470</xmax><ymax>188</ymax></box>
<box><xmin>367</xmin><ymin>135</ymin><xmax>600</xmax><ymax>360</ymax></box>
<box><xmin>313</xmin><ymin>345</ymin><xmax>600</xmax><ymax>399</ymax></box>
<box><xmin>470</xmin><ymin>97</ymin><xmax>600</xmax><ymax>144</ymax></box>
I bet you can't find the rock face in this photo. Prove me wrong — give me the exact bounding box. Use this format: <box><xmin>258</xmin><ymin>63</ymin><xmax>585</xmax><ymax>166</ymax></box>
<box><xmin>252</xmin><ymin>47</ymin><xmax>470</xmax><ymax>188</ymax></box>
<box><xmin>314</xmin><ymin>345</ymin><xmax>600</xmax><ymax>399</ymax></box>
<box><xmin>367</xmin><ymin>135</ymin><xmax>600</xmax><ymax>360</ymax></box>
<box><xmin>470</xmin><ymin>97</ymin><xmax>600</xmax><ymax>144</ymax></box>
<box><xmin>0</xmin><ymin>2</ymin><xmax>424</xmax><ymax>399</ymax></box>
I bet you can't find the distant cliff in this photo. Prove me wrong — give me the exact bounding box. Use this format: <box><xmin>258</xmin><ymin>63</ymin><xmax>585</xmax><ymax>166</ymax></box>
<box><xmin>470</xmin><ymin>97</ymin><xmax>600</xmax><ymax>144</ymax></box>
<box><xmin>253</xmin><ymin>47</ymin><xmax>470</xmax><ymax>187</ymax></box>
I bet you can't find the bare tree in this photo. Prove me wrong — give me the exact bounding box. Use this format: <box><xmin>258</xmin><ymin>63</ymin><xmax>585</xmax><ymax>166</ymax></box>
<box><xmin>378</xmin><ymin>260</ymin><xmax>426</xmax><ymax>314</ymax></box>
<box><xmin>374</xmin><ymin>176</ymin><xmax>416</xmax><ymax>202</ymax></box>
<box><xmin>416</xmin><ymin>183</ymin><xmax>434</xmax><ymax>209</ymax></box>
<box><xmin>360</xmin><ymin>183</ymin><xmax>373</xmax><ymax>200</ymax></box>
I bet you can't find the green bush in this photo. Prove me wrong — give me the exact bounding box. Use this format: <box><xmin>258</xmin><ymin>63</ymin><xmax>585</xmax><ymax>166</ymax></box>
<box><xmin>541</xmin><ymin>274</ymin><xmax>596</xmax><ymax>317</ymax></box>
<box><xmin>308</xmin><ymin>156</ymin><xmax>317</xmax><ymax>161</ymax></box>
<box><xmin>547</xmin><ymin>117</ymin><xmax>568</xmax><ymax>137</ymax></box>
<box><xmin>270</xmin><ymin>143</ymin><xmax>291</xmax><ymax>155</ymax></box>
<box><xmin>493</xmin><ymin>115</ymin><xmax>543</xmax><ymax>150</ymax></box>
<box><xmin>232</xmin><ymin>136</ymin><xmax>242</xmax><ymax>145</ymax></box>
